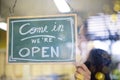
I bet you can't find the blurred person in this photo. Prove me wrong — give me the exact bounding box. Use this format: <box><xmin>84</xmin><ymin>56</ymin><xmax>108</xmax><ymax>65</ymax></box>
<box><xmin>75</xmin><ymin>48</ymin><xmax>111</xmax><ymax>80</ymax></box>
<box><xmin>75</xmin><ymin>63</ymin><xmax>91</xmax><ymax>80</ymax></box>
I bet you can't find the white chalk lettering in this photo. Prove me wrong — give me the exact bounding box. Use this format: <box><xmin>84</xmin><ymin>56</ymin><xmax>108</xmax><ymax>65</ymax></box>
<box><xmin>31</xmin><ymin>39</ymin><xmax>40</xmax><ymax>43</ymax></box>
<box><xmin>51</xmin><ymin>22</ymin><xmax>64</xmax><ymax>32</ymax></box>
<box><xmin>51</xmin><ymin>46</ymin><xmax>59</xmax><ymax>57</ymax></box>
<box><xmin>42</xmin><ymin>47</ymin><xmax>49</xmax><ymax>57</ymax></box>
<box><xmin>19</xmin><ymin>23</ymin><xmax>31</xmax><ymax>35</ymax></box>
<box><xmin>19</xmin><ymin>48</ymin><xmax>30</xmax><ymax>57</ymax></box>
<box><xmin>18</xmin><ymin>46</ymin><xmax>60</xmax><ymax>58</ymax></box>
<box><xmin>32</xmin><ymin>47</ymin><xmax>40</xmax><ymax>56</ymax></box>
<box><xmin>43</xmin><ymin>37</ymin><xmax>53</xmax><ymax>42</ymax></box>
<box><xmin>19</xmin><ymin>23</ymin><xmax>48</xmax><ymax>35</ymax></box>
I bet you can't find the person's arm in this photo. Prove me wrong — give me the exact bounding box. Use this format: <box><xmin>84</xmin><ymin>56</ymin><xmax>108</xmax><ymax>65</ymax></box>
<box><xmin>75</xmin><ymin>64</ymin><xmax>91</xmax><ymax>80</ymax></box>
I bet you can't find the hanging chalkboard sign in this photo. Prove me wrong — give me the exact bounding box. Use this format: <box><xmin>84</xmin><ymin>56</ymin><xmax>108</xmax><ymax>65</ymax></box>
<box><xmin>7</xmin><ymin>14</ymin><xmax>77</xmax><ymax>63</ymax></box>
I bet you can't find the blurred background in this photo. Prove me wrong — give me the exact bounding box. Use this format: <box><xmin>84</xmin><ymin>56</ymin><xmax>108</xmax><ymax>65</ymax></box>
<box><xmin>0</xmin><ymin>0</ymin><xmax>120</xmax><ymax>80</ymax></box>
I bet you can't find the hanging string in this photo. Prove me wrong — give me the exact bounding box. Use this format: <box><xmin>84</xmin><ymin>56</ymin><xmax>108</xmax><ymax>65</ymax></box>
<box><xmin>0</xmin><ymin>0</ymin><xmax>2</xmax><ymax>16</ymax></box>
<box><xmin>9</xmin><ymin>0</ymin><xmax>17</xmax><ymax>16</ymax></box>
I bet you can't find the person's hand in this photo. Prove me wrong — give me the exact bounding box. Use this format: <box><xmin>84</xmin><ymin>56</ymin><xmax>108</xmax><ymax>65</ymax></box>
<box><xmin>75</xmin><ymin>63</ymin><xmax>91</xmax><ymax>80</ymax></box>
